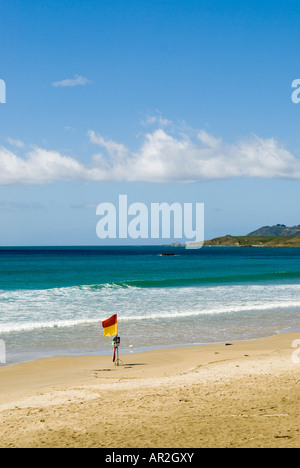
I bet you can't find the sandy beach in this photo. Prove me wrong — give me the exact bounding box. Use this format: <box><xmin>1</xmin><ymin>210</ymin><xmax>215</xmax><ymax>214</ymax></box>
<box><xmin>0</xmin><ymin>332</ymin><xmax>299</xmax><ymax>448</ymax></box>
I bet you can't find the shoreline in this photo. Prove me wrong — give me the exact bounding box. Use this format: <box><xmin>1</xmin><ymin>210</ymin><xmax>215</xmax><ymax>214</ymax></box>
<box><xmin>0</xmin><ymin>331</ymin><xmax>299</xmax><ymax>448</ymax></box>
<box><xmin>4</xmin><ymin>325</ymin><xmax>300</xmax><ymax>368</ymax></box>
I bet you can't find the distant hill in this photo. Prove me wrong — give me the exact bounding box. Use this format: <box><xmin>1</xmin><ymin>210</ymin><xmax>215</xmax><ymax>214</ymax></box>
<box><xmin>248</xmin><ymin>225</ymin><xmax>300</xmax><ymax>237</ymax></box>
<box><xmin>202</xmin><ymin>235</ymin><xmax>300</xmax><ymax>247</ymax></box>
<box><xmin>184</xmin><ymin>224</ymin><xmax>300</xmax><ymax>248</ymax></box>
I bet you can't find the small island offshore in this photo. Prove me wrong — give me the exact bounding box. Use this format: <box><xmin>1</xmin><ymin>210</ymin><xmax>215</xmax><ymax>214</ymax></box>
<box><xmin>185</xmin><ymin>224</ymin><xmax>300</xmax><ymax>248</ymax></box>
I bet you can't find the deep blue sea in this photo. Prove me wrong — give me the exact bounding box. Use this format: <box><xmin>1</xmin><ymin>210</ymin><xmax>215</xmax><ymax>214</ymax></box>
<box><xmin>0</xmin><ymin>246</ymin><xmax>300</xmax><ymax>365</ymax></box>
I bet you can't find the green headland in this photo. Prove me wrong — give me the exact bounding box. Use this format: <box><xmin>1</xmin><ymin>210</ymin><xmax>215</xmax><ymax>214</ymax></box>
<box><xmin>187</xmin><ymin>225</ymin><xmax>300</xmax><ymax>247</ymax></box>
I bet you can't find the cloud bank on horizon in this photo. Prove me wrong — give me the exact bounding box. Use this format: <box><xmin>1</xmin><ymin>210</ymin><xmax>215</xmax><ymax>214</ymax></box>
<box><xmin>1</xmin><ymin>122</ymin><xmax>300</xmax><ymax>186</ymax></box>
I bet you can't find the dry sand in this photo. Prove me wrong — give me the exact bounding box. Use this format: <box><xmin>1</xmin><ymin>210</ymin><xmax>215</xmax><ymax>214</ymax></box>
<box><xmin>0</xmin><ymin>332</ymin><xmax>299</xmax><ymax>448</ymax></box>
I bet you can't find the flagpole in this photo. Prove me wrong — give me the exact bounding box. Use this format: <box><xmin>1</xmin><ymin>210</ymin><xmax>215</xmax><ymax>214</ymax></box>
<box><xmin>116</xmin><ymin>338</ymin><xmax>119</xmax><ymax>366</ymax></box>
<box><xmin>113</xmin><ymin>335</ymin><xmax>120</xmax><ymax>366</ymax></box>
<box><xmin>116</xmin><ymin>335</ymin><xmax>120</xmax><ymax>366</ymax></box>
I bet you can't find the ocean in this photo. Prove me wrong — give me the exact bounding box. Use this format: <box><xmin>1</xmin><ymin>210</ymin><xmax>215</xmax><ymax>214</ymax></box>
<box><xmin>0</xmin><ymin>246</ymin><xmax>300</xmax><ymax>365</ymax></box>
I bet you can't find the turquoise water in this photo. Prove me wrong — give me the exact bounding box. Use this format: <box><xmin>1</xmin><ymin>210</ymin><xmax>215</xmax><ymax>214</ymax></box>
<box><xmin>0</xmin><ymin>246</ymin><xmax>300</xmax><ymax>364</ymax></box>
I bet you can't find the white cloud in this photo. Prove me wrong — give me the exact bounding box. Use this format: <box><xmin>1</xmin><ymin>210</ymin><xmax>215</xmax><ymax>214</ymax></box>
<box><xmin>87</xmin><ymin>129</ymin><xmax>300</xmax><ymax>183</ymax></box>
<box><xmin>141</xmin><ymin>115</ymin><xmax>172</xmax><ymax>127</ymax></box>
<box><xmin>197</xmin><ymin>130</ymin><xmax>221</xmax><ymax>149</ymax></box>
<box><xmin>87</xmin><ymin>130</ymin><xmax>129</xmax><ymax>159</ymax></box>
<box><xmin>1</xmin><ymin>126</ymin><xmax>300</xmax><ymax>186</ymax></box>
<box><xmin>52</xmin><ymin>75</ymin><xmax>91</xmax><ymax>88</ymax></box>
<box><xmin>6</xmin><ymin>138</ymin><xmax>25</xmax><ymax>148</ymax></box>
<box><xmin>0</xmin><ymin>146</ymin><xmax>86</xmax><ymax>185</ymax></box>
<box><xmin>140</xmin><ymin>111</ymin><xmax>172</xmax><ymax>128</ymax></box>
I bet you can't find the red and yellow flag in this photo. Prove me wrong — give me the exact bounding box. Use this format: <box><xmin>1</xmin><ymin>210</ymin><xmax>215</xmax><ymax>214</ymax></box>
<box><xmin>102</xmin><ymin>314</ymin><xmax>117</xmax><ymax>337</ymax></box>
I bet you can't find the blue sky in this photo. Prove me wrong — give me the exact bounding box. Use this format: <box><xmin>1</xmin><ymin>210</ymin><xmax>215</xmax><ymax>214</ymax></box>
<box><xmin>1</xmin><ymin>0</ymin><xmax>300</xmax><ymax>245</ymax></box>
